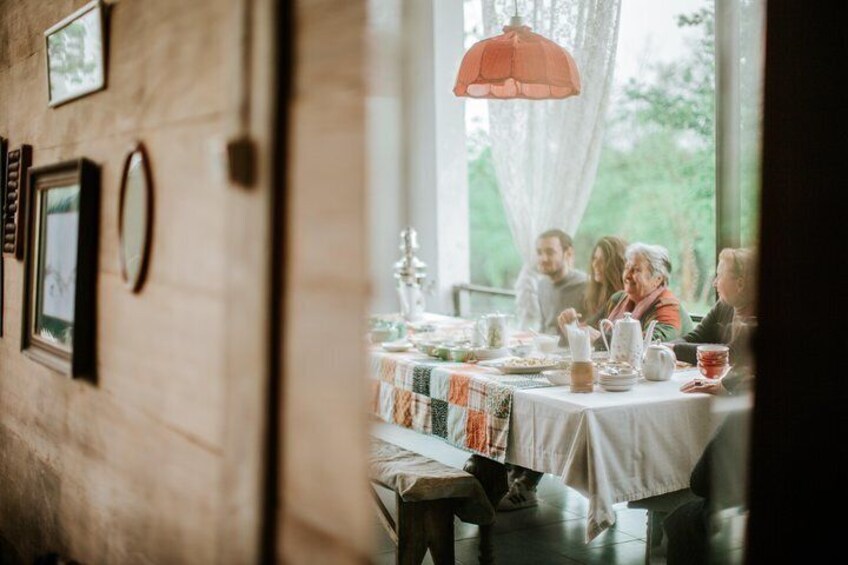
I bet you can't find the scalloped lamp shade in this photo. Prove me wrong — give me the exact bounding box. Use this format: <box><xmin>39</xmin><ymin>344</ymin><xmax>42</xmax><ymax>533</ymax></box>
<box><xmin>454</xmin><ymin>24</ymin><xmax>581</xmax><ymax>100</ymax></box>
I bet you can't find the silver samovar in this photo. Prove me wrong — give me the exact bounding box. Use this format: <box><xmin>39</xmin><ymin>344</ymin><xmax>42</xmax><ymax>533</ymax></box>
<box><xmin>393</xmin><ymin>227</ymin><xmax>427</xmax><ymax>322</ymax></box>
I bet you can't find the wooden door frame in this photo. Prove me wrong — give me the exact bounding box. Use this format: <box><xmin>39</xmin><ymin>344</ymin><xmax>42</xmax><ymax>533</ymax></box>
<box><xmin>217</xmin><ymin>0</ymin><xmax>287</xmax><ymax>561</ymax></box>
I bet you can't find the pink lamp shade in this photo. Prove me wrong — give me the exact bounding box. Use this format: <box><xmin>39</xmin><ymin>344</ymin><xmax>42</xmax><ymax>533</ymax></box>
<box><xmin>454</xmin><ymin>24</ymin><xmax>581</xmax><ymax>100</ymax></box>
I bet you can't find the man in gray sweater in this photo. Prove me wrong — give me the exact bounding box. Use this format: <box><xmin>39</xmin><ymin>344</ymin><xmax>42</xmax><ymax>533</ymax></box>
<box><xmin>500</xmin><ymin>229</ymin><xmax>587</xmax><ymax>511</ymax></box>
<box><xmin>535</xmin><ymin>229</ymin><xmax>588</xmax><ymax>339</ymax></box>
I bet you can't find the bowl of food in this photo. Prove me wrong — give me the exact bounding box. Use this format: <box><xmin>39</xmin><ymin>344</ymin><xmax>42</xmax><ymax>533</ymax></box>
<box><xmin>533</xmin><ymin>334</ymin><xmax>560</xmax><ymax>353</ymax></box>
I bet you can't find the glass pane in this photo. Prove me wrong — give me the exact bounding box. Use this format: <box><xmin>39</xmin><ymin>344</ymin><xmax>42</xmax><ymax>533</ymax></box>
<box><xmin>575</xmin><ymin>0</ymin><xmax>717</xmax><ymax>316</ymax></box>
<box><xmin>467</xmin><ymin>0</ymin><xmax>718</xmax><ymax>317</ymax></box>
<box><xmin>34</xmin><ymin>184</ymin><xmax>80</xmax><ymax>349</ymax></box>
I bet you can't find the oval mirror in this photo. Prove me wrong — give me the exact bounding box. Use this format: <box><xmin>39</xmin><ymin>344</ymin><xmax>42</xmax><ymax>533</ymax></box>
<box><xmin>118</xmin><ymin>142</ymin><xmax>153</xmax><ymax>292</ymax></box>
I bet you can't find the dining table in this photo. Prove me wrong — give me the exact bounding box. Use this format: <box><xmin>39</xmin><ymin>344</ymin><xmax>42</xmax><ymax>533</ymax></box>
<box><xmin>369</xmin><ymin>314</ymin><xmax>737</xmax><ymax>543</ymax></box>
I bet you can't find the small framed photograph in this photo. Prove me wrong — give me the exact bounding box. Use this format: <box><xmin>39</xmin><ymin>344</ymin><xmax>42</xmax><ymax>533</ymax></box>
<box><xmin>22</xmin><ymin>159</ymin><xmax>100</xmax><ymax>378</ymax></box>
<box><xmin>44</xmin><ymin>0</ymin><xmax>108</xmax><ymax>107</ymax></box>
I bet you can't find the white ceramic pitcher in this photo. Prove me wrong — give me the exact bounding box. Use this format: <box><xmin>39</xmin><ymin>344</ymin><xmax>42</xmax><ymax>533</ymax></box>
<box><xmin>599</xmin><ymin>313</ymin><xmax>657</xmax><ymax>370</ymax></box>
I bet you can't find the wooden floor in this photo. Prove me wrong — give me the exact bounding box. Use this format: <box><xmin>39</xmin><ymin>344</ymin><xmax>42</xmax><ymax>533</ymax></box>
<box><xmin>372</xmin><ymin>423</ymin><xmax>747</xmax><ymax>565</ymax></box>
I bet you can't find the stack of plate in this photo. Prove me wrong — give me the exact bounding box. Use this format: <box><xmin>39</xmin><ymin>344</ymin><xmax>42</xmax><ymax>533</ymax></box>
<box><xmin>598</xmin><ymin>370</ymin><xmax>638</xmax><ymax>392</ymax></box>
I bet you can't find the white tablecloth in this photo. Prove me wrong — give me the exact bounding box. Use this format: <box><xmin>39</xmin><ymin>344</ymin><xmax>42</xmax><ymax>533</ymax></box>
<box><xmin>374</xmin><ymin>314</ymin><xmax>732</xmax><ymax>542</ymax></box>
<box><xmin>506</xmin><ymin>369</ymin><xmax>716</xmax><ymax>541</ymax></box>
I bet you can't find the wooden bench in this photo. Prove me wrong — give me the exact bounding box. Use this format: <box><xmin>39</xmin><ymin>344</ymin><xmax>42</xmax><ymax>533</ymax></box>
<box><xmin>627</xmin><ymin>489</ymin><xmax>701</xmax><ymax>563</ymax></box>
<box><xmin>369</xmin><ymin>437</ymin><xmax>497</xmax><ymax>565</ymax></box>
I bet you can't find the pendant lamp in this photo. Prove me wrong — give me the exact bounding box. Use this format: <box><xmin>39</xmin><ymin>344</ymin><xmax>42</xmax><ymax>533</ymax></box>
<box><xmin>453</xmin><ymin>4</ymin><xmax>580</xmax><ymax>100</ymax></box>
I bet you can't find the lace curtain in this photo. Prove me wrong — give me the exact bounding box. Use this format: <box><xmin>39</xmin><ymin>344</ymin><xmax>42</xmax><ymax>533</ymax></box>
<box><xmin>482</xmin><ymin>0</ymin><xmax>622</xmax><ymax>329</ymax></box>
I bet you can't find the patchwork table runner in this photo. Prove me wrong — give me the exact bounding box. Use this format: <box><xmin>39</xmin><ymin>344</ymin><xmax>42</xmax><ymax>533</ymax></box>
<box><xmin>370</xmin><ymin>350</ymin><xmax>552</xmax><ymax>462</ymax></box>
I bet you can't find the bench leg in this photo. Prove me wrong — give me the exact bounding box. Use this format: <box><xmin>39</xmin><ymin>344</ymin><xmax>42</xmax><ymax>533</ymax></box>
<box><xmin>478</xmin><ymin>524</ymin><xmax>495</xmax><ymax>565</ymax></box>
<box><xmin>397</xmin><ymin>497</ymin><xmax>457</xmax><ymax>565</ymax></box>
<box><xmin>397</xmin><ymin>496</ymin><xmax>429</xmax><ymax>565</ymax></box>
<box><xmin>423</xmin><ymin>500</ymin><xmax>456</xmax><ymax>565</ymax></box>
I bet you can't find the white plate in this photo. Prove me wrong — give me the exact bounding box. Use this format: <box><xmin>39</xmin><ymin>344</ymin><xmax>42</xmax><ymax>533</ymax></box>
<box><xmin>472</xmin><ymin>347</ymin><xmax>510</xmax><ymax>360</ymax></box>
<box><xmin>480</xmin><ymin>357</ymin><xmax>561</xmax><ymax>374</ymax></box>
<box><xmin>382</xmin><ymin>341</ymin><xmax>413</xmax><ymax>352</ymax></box>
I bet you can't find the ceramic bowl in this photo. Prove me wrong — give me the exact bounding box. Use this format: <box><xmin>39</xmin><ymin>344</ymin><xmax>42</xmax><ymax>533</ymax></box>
<box><xmin>542</xmin><ymin>369</ymin><xmax>571</xmax><ymax>385</ymax></box>
<box><xmin>509</xmin><ymin>343</ymin><xmax>534</xmax><ymax>358</ymax></box>
<box><xmin>370</xmin><ymin>328</ymin><xmax>396</xmax><ymax>343</ymax></box>
<box><xmin>382</xmin><ymin>340</ymin><xmax>413</xmax><ymax>353</ymax></box>
<box><xmin>414</xmin><ymin>341</ymin><xmax>438</xmax><ymax>356</ymax></box>
<box><xmin>533</xmin><ymin>334</ymin><xmax>560</xmax><ymax>353</ymax></box>
<box><xmin>448</xmin><ymin>347</ymin><xmax>474</xmax><ymax>362</ymax></box>
<box><xmin>434</xmin><ymin>344</ymin><xmax>452</xmax><ymax>360</ymax></box>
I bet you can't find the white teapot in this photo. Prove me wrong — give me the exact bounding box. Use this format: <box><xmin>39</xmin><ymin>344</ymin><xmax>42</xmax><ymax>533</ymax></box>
<box><xmin>642</xmin><ymin>343</ymin><xmax>676</xmax><ymax>381</ymax></box>
<box><xmin>599</xmin><ymin>313</ymin><xmax>657</xmax><ymax>370</ymax></box>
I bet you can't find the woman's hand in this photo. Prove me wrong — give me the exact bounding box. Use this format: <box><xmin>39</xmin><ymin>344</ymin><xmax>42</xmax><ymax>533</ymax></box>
<box><xmin>680</xmin><ymin>378</ymin><xmax>725</xmax><ymax>395</ymax></box>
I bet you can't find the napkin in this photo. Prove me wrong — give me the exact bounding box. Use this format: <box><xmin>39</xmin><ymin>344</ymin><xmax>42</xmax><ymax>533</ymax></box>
<box><xmin>566</xmin><ymin>323</ymin><xmax>592</xmax><ymax>362</ymax></box>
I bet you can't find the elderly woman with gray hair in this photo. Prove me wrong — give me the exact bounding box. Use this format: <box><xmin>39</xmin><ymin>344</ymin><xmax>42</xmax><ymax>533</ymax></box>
<box><xmin>559</xmin><ymin>242</ymin><xmax>692</xmax><ymax>343</ymax></box>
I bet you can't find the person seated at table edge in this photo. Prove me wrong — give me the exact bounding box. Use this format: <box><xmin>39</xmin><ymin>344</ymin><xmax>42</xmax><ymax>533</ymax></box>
<box><xmin>558</xmin><ymin>242</ymin><xmax>693</xmax><ymax>344</ymax></box>
<box><xmin>498</xmin><ymin>229</ymin><xmax>588</xmax><ymax>513</ymax></box>
<box><xmin>582</xmin><ymin>235</ymin><xmax>628</xmax><ymax>328</ymax></box>
<box><xmin>679</xmin><ymin>365</ymin><xmax>754</xmax><ymax>396</ymax></box>
<box><xmin>663</xmin><ymin>404</ymin><xmax>750</xmax><ymax>565</ymax></box>
<box><xmin>669</xmin><ymin>247</ymin><xmax>757</xmax><ymax>367</ymax></box>
<box><xmin>535</xmin><ymin>229</ymin><xmax>588</xmax><ymax>341</ymax></box>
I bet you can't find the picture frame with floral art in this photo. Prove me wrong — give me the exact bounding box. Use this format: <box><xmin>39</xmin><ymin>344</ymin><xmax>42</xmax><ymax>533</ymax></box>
<box><xmin>44</xmin><ymin>0</ymin><xmax>108</xmax><ymax>107</ymax></box>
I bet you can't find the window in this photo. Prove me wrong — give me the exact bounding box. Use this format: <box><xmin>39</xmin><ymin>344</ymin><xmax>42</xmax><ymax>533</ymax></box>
<box><xmin>466</xmin><ymin>0</ymin><xmax>724</xmax><ymax>315</ymax></box>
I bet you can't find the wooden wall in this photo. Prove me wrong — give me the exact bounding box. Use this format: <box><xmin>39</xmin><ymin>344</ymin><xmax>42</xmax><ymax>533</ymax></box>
<box><xmin>0</xmin><ymin>0</ymin><xmax>267</xmax><ymax>562</ymax></box>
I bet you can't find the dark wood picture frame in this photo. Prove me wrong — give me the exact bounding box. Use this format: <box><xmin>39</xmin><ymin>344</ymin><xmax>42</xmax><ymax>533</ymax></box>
<box><xmin>22</xmin><ymin>159</ymin><xmax>99</xmax><ymax>379</ymax></box>
<box><xmin>0</xmin><ymin>136</ymin><xmax>6</xmax><ymax>337</ymax></box>
<box><xmin>3</xmin><ymin>144</ymin><xmax>33</xmax><ymax>259</ymax></box>
<box><xmin>118</xmin><ymin>142</ymin><xmax>153</xmax><ymax>292</ymax></box>
<box><xmin>44</xmin><ymin>0</ymin><xmax>108</xmax><ymax>107</ymax></box>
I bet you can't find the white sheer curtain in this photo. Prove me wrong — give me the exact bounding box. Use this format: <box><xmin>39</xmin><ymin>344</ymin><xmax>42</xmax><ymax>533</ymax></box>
<box><xmin>482</xmin><ymin>0</ymin><xmax>622</xmax><ymax>329</ymax></box>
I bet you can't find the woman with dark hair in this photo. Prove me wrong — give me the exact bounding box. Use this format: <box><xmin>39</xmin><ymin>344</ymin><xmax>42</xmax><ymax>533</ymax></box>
<box><xmin>583</xmin><ymin>236</ymin><xmax>627</xmax><ymax>326</ymax></box>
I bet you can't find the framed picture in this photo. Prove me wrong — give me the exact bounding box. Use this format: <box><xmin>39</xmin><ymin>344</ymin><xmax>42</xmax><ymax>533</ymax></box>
<box><xmin>22</xmin><ymin>159</ymin><xmax>100</xmax><ymax>378</ymax></box>
<box><xmin>0</xmin><ymin>137</ymin><xmax>5</xmax><ymax>337</ymax></box>
<box><xmin>44</xmin><ymin>0</ymin><xmax>108</xmax><ymax>107</ymax></box>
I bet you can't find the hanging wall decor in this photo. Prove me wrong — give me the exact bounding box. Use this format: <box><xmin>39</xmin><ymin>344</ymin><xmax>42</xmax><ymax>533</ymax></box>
<box><xmin>3</xmin><ymin>145</ymin><xmax>33</xmax><ymax>259</ymax></box>
<box><xmin>118</xmin><ymin>143</ymin><xmax>153</xmax><ymax>292</ymax></box>
<box><xmin>0</xmin><ymin>136</ymin><xmax>6</xmax><ymax>337</ymax></box>
<box><xmin>45</xmin><ymin>0</ymin><xmax>108</xmax><ymax>107</ymax></box>
<box><xmin>21</xmin><ymin>159</ymin><xmax>100</xmax><ymax>379</ymax></box>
